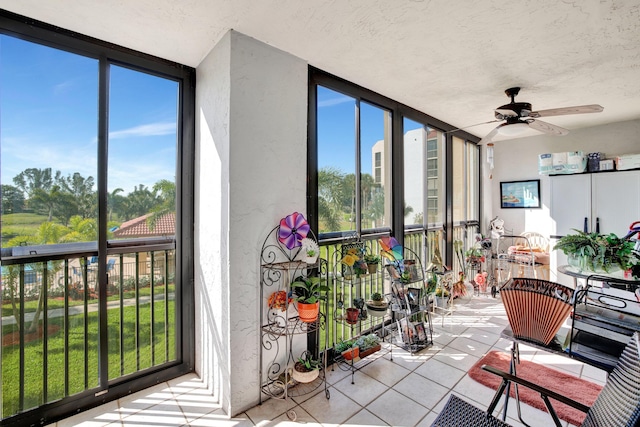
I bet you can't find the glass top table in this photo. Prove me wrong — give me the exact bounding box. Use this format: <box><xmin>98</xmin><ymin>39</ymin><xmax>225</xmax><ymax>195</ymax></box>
<box><xmin>558</xmin><ymin>264</ymin><xmax>640</xmax><ymax>291</ymax></box>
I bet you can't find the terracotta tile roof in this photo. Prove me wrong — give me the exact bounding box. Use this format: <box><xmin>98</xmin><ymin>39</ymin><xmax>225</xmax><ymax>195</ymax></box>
<box><xmin>113</xmin><ymin>213</ymin><xmax>175</xmax><ymax>238</ymax></box>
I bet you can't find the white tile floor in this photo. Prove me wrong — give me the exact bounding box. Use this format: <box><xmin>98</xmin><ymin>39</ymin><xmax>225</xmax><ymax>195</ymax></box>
<box><xmin>47</xmin><ymin>295</ymin><xmax>607</xmax><ymax>427</ymax></box>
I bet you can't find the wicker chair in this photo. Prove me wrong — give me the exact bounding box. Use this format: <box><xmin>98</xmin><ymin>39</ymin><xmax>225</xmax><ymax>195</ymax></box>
<box><xmin>431</xmin><ymin>332</ymin><xmax>640</xmax><ymax>427</ymax></box>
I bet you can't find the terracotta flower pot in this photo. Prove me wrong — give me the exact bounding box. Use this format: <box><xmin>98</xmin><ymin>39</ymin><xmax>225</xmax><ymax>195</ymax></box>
<box><xmin>297</xmin><ymin>301</ymin><xmax>320</xmax><ymax>323</ymax></box>
<box><xmin>367</xmin><ymin>263</ymin><xmax>378</xmax><ymax>274</ymax></box>
<box><xmin>346</xmin><ymin>307</ymin><xmax>360</xmax><ymax>324</ymax></box>
<box><xmin>341</xmin><ymin>346</ymin><xmax>359</xmax><ymax>361</ymax></box>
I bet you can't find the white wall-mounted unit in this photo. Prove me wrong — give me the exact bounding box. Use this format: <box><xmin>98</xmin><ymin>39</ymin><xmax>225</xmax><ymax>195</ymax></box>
<box><xmin>549</xmin><ymin>170</ymin><xmax>640</xmax><ymax>285</ymax></box>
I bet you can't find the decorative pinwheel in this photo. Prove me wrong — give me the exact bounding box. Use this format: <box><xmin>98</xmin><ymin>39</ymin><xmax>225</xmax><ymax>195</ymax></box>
<box><xmin>379</xmin><ymin>236</ymin><xmax>403</xmax><ymax>263</ymax></box>
<box><xmin>379</xmin><ymin>236</ymin><xmax>404</xmax><ymax>274</ymax></box>
<box><xmin>277</xmin><ymin>212</ymin><xmax>310</xmax><ymax>250</ymax></box>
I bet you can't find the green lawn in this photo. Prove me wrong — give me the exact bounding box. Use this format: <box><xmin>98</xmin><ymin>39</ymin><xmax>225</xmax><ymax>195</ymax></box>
<box><xmin>1</xmin><ymin>299</ymin><xmax>176</xmax><ymax>418</ymax></box>
<box><xmin>1</xmin><ymin>213</ymin><xmax>52</xmax><ymax>242</ymax></box>
<box><xmin>2</xmin><ymin>284</ymin><xmax>175</xmax><ymax>317</ymax></box>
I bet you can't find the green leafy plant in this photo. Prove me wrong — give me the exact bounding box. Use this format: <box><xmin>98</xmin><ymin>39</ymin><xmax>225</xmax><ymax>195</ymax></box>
<box><xmin>291</xmin><ymin>276</ymin><xmax>330</xmax><ymax>304</ymax></box>
<box><xmin>366</xmin><ymin>292</ymin><xmax>387</xmax><ymax>308</ymax></box>
<box><xmin>354</xmin><ymin>334</ymin><xmax>380</xmax><ymax>352</ymax></box>
<box><xmin>554</xmin><ymin>229</ymin><xmax>639</xmax><ymax>272</ymax></box>
<box><xmin>426</xmin><ymin>273</ymin><xmax>438</xmax><ymax>294</ymax></box>
<box><xmin>334</xmin><ymin>339</ymin><xmax>355</xmax><ymax>353</ymax></box>
<box><xmin>363</xmin><ymin>253</ymin><xmax>380</xmax><ymax>264</ymax></box>
<box><xmin>296</xmin><ymin>353</ymin><xmax>321</xmax><ymax>371</ymax></box>
<box><xmin>306</xmin><ymin>249</ymin><xmax>317</xmax><ymax>257</ymax></box>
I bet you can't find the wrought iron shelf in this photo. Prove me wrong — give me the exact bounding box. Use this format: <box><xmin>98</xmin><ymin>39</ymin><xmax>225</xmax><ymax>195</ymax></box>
<box><xmin>258</xmin><ymin>221</ymin><xmax>329</xmax><ymax>421</ymax></box>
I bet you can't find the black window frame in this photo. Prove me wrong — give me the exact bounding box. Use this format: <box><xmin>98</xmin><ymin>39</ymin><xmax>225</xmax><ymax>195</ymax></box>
<box><xmin>0</xmin><ymin>10</ymin><xmax>195</xmax><ymax>427</ymax></box>
<box><xmin>308</xmin><ymin>67</ymin><xmax>480</xmax><ymax>257</ymax></box>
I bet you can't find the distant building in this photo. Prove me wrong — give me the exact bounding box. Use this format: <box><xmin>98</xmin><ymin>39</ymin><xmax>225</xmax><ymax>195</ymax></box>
<box><xmin>371</xmin><ymin>128</ymin><xmax>441</xmax><ymax>225</ymax></box>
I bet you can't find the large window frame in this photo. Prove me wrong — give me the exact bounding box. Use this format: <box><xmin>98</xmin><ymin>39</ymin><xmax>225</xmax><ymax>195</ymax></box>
<box><xmin>0</xmin><ymin>10</ymin><xmax>195</xmax><ymax>427</ymax></box>
<box><xmin>308</xmin><ymin>67</ymin><xmax>480</xmax><ymax>265</ymax></box>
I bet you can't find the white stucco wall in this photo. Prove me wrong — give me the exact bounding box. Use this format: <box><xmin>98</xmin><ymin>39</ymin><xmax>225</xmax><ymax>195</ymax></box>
<box><xmin>195</xmin><ymin>30</ymin><xmax>308</xmax><ymax>416</ymax></box>
<box><xmin>483</xmin><ymin>119</ymin><xmax>640</xmax><ymax>236</ymax></box>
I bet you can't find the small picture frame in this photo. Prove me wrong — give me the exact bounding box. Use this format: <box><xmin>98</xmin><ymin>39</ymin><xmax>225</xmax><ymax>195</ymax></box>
<box><xmin>500</xmin><ymin>179</ymin><xmax>541</xmax><ymax>209</ymax></box>
<box><xmin>406</xmin><ymin>287</ymin><xmax>421</xmax><ymax>307</ymax></box>
<box><xmin>415</xmin><ymin>323</ymin><xmax>427</xmax><ymax>341</ymax></box>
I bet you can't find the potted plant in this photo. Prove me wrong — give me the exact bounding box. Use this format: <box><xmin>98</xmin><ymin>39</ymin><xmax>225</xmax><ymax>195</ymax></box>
<box><xmin>292</xmin><ymin>352</ymin><xmax>321</xmax><ymax>383</ymax></box>
<box><xmin>267</xmin><ymin>290</ymin><xmax>292</xmax><ymax>312</ymax></box>
<box><xmin>365</xmin><ymin>292</ymin><xmax>388</xmax><ymax>318</ymax></box>
<box><xmin>291</xmin><ymin>276</ymin><xmax>329</xmax><ymax>323</ymax></box>
<box><xmin>554</xmin><ymin>229</ymin><xmax>639</xmax><ymax>273</ymax></box>
<box><xmin>345</xmin><ymin>307</ymin><xmax>360</xmax><ymax>324</ymax></box>
<box><xmin>335</xmin><ymin>339</ymin><xmax>359</xmax><ymax>361</ymax></box>
<box><xmin>300</xmin><ymin>237</ymin><xmax>319</xmax><ymax>264</ymax></box>
<box><xmin>364</xmin><ymin>253</ymin><xmax>380</xmax><ymax>273</ymax></box>
<box><xmin>354</xmin><ymin>333</ymin><xmax>381</xmax><ymax>358</ymax></box>
<box><xmin>425</xmin><ymin>272</ymin><xmax>438</xmax><ymax>294</ymax></box>
<box><xmin>434</xmin><ymin>287</ymin><xmax>450</xmax><ymax>308</ymax></box>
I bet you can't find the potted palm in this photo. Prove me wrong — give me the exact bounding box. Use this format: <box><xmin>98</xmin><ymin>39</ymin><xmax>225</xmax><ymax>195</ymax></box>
<box><xmin>292</xmin><ymin>352</ymin><xmax>321</xmax><ymax>383</ymax></box>
<box><xmin>291</xmin><ymin>276</ymin><xmax>329</xmax><ymax>323</ymax></box>
<box><xmin>365</xmin><ymin>292</ymin><xmax>388</xmax><ymax>318</ymax></box>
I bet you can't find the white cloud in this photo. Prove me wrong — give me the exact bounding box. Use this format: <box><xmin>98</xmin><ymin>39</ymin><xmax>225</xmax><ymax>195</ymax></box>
<box><xmin>109</xmin><ymin>122</ymin><xmax>176</xmax><ymax>139</ymax></box>
<box><xmin>318</xmin><ymin>96</ymin><xmax>353</xmax><ymax>108</ymax></box>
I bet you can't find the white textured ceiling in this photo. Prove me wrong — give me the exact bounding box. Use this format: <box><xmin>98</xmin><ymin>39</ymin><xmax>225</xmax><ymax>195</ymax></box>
<box><xmin>3</xmin><ymin>0</ymin><xmax>640</xmax><ymax>141</ymax></box>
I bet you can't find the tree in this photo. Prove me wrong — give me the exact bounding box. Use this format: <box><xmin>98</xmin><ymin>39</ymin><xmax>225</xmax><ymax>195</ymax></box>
<box><xmin>30</xmin><ymin>185</ymin><xmax>62</xmax><ymax>221</ymax></box>
<box><xmin>5</xmin><ymin>223</ymin><xmax>68</xmax><ymax>333</ymax></box>
<box><xmin>318</xmin><ymin>168</ymin><xmax>346</xmax><ymax>232</ymax></box>
<box><xmin>60</xmin><ymin>216</ymin><xmax>98</xmax><ymax>242</ymax></box>
<box><xmin>148</xmin><ymin>179</ymin><xmax>176</xmax><ymax>230</ymax></box>
<box><xmin>12</xmin><ymin>167</ymin><xmax>55</xmax><ymax>197</ymax></box>
<box><xmin>122</xmin><ymin>184</ymin><xmax>157</xmax><ymax>219</ymax></box>
<box><xmin>107</xmin><ymin>187</ymin><xmax>125</xmax><ymax>221</ymax></box>
<box><xmin>1</xmin><ymin>184</ymin><xmax>25</xmax><ymax>214</ymax></box>
<box><xmin>58</xmin><ymin>172</ymin><xmax>96</xmax><ymax>219</ymax></box>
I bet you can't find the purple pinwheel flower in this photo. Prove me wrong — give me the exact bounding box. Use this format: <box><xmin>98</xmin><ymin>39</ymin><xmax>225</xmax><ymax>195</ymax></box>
<box><xmin>278</xmin><ymin>212</ymin><xmax>310</xmax><ymax>250</ymax></box>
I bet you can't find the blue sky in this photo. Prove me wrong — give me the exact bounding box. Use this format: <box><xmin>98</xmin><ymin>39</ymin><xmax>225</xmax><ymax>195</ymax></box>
<box><xmin>0</xmin><ymin>35</ymin><xmax>177</xmax><ymax>195</ymax></box>
<box><xmin>1</xmin><ymin>33</ymin><xmax>424</xmax><ymax>196</ymax></box>
<box><xmin>317</xmin><ymin>86</ymin><xmax>421</xmax><ymax>175</ymax></box>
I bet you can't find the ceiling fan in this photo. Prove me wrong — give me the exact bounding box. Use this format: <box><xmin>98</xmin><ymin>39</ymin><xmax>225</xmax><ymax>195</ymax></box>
<box><xmin>476</xmin><ymin>87</ymin><xmax>603</xmax><ymax>144</ymax></box>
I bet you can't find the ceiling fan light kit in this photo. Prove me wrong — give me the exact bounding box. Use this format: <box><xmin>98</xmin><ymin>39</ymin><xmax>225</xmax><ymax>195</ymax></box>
<box><xmin>476</xmin><ymin>87</ymin><xmax>603</xmax><ymax>145</ymax></box>
<box><xmin>497</xmin><ymin>121</ymin><xmax>529</xmax><ymax>136</ymax></box>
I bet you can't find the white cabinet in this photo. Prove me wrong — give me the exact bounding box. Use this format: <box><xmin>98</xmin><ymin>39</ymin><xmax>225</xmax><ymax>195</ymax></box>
<box><xmin>591</xmin><ymin>171</ymin><xmax>640</xmax><ymax>236</ymax></box>
<box><xmin>550</xmin><ymin>170</ymin><xmax>640</xmax><ymax>285</ymax></box>
<box><xmin>551</xmin><ymin>171</ymin><xmax>640</xmax><ymax>237</ymax></box>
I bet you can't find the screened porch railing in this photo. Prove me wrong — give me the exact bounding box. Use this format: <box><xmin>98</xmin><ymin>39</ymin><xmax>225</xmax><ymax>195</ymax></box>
<box><xmin>0</xmin><ymin>242</ymin><xmax>177</xmax><ymax>420</ymax></box>
<box><xmin>319</xmin><ymin>224</ymin><xmax>476</xmax><ymax>352</ymax></box>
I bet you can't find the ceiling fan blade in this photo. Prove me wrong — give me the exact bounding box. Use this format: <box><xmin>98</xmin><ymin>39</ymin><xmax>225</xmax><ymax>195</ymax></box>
<box><xmin>445</xmin><ymin>119</ymin><xmax>501</xmax><ymax>133</ymax></box>
<box><xmin>529</xmin><ymin>104</ymin><xmax>603</xmax><ymax>118</ymax></box>
<box><xmin>528</xmin><ymin>119</ymin><xmax>569</xmax><ymax>136</ymax></box>
<box><xmin>478</xmin><ymin>124</ymin><xmax>505</xmax><ymax>145</ymax></box>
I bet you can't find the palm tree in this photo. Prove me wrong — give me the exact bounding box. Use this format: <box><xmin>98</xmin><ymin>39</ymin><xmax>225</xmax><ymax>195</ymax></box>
<box><xmin>30</xmin><ymin>185</ymin><xmax>62</xmax><ymax>221</ymax></box>
<box><xmin>318</xmin><ymin>168</ymin><xmax>346</xmax><ymax>232</ymax></box>
<box><xmin>147</xmin><ymin>179</ymin><xmax>175</xmax><ymax>231</ymax></box>
<box><xmin>107</xmin><ymin>187</ymin><xmax>124</xmax><ymax>221</ymax></box>
<box><xmin>6</xmin><ymin>222</ymin><xmax>69</xmax><ymax>333</ymax></box>
<box><xmin>122</xmin><ymin>184</ymin><xmax>157</xmax><ymax>219</ymax></box>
